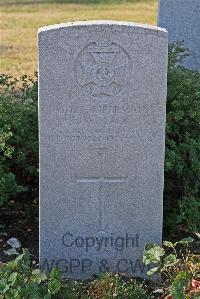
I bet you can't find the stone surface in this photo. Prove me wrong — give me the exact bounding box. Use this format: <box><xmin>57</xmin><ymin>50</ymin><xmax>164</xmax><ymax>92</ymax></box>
<box><xmin>158</xmin><ymin>0</ymin><xmax>200</xmax><ymax>70</ymax></box>
<box><xmin>38</xmin><ymin>21</ymin><xmax>168</xmax><ymax>279</ymax></box>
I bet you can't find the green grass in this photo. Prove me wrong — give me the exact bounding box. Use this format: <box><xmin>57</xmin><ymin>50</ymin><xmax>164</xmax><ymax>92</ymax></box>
<box><xmin>0</xmin><ymin>0</ymin><xmax>158</xmax><ymax>76</ymax></box>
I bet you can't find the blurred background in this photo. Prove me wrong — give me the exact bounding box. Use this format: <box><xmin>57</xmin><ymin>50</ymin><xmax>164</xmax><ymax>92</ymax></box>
<box><xmin>0</xmin><ymin>0</ymin><xmax>158</xmax><ymax>76</ymax></box>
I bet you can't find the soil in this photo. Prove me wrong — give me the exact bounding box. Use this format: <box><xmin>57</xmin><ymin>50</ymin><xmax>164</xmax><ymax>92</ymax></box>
<box><xmin>0</xmin><ymin>191</ymin><xmax>39</xmax><ymax>265</ymax></box>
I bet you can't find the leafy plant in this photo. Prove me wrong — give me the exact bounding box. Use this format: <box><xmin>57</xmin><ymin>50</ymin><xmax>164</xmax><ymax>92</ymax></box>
<box><xmin>164</xmin><ymin>42</ymin><xmax>200</xmax><ymax>233</ymax></box>
<box><xmin>143</xmin><ymin>238</ymin><xmax>200</xmax><ymax>299</ymax></box>
<box><xmin>0</xmin><ymin>74</ymin><xmax>38</xmax><ymax>206</ymax></box>
<box><xmin>0</xmin><ymin>249</ymin><xmax>62</xmax><ymax>299</ymax></box>
<box><xmin>0</xmin><ymin>251</ymin><xmax>150</xmax><ymax>299</ymax></box>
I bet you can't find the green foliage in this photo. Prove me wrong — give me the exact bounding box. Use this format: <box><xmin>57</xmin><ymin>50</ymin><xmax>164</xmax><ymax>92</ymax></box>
<box><xmin>169</xmin><ymin>271</ymin><xmax>190</xmax><ymax>299</ymax></box>
<box><xmin>0</xmin><ymin>108</ymin><xmax>23</xmax><ymax>203</ymax></box>
<box><xmin>0</xmin><ymin>252</ymin><xmax>149</xmax><ymax>299</ymax></box>
<box><xmin>143</xmin><ymin>244</ymin><xmax>165</xmax><ymax>267</ymax></box>
<box><xmin>0</xmin><ymin>249</ymin><xmax>62</xmax><ymax>299</ymax></box>
<box><xmin>178</xmin><ymin>197</ymin><xmax>200</xmax><ymax>232</ymax></box>
<box><xmin>0</xmin><ymin>165</ymin><xmax>23</xmax><ymax>205</ymax></box>
<box><xmin>0</xmin><ymin>74</ymin><xmax>38</xmax><ymax>206</ymax></box>
<box><xmin>143</xmin><ymin>238</ymin><xmax>200</xmax><ymax>299</ymax></box>
<box><xmin>165</xmin><ymin>42</ymin><xmax>200</xmax><ymax>233</ymax></box>
<box><xmin>0</xmin><ymin>246</ymin><xmax>199</xmax><ymax>299</ymax></box>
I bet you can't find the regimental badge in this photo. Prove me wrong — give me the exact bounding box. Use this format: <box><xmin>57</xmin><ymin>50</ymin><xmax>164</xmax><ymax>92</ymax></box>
<box><xmin>74</xmin><ymin>41</ymin><xmax>132</xmax><ymax>98</ymax></box>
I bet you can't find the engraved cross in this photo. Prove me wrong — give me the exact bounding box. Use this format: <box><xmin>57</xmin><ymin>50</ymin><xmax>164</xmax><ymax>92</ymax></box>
<box><xmin>76</xmin><ymin>148</ymin><xmax>128</xmax><ymax>232</ymax></box>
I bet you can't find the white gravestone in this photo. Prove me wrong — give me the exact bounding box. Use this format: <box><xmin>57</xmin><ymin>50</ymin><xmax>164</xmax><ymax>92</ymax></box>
<box><xmin>158</xmin><ymin>0</ymin><xmax>200</xmax><ymax>70</ymax></box>
<box><xmin>38</xmin><ymin>21</ymin><xmax>168</xmax><ymax>279</ymax></box>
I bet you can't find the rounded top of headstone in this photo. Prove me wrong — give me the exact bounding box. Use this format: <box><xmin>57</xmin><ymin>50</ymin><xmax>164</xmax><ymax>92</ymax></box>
<box><xmin>38</xmin><ymin>20</ymin><xmax>167</xmax><ymax>37</ymax></box>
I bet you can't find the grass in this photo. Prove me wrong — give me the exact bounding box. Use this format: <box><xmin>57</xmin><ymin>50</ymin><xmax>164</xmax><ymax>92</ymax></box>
<box><xmin>0</xmin><ymin>0</ymin><xmax>158</xmax><ymax>76</ymax></box>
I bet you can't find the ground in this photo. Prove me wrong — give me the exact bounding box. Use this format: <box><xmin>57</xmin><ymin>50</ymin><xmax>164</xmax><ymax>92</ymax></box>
<box><xmin>0</xmin><ymin>0</ymin><xmax>158</xmax><ymax>76</ymax></box>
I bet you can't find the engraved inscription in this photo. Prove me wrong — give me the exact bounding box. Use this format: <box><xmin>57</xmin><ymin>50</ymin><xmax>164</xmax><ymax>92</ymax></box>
<box><xmin>74</xmin><ymin>41</ymin><xmax>132</xmax><ymax>98</ymax></box>
<box><xmin>76</xmin><ymin>148</ymin><xmax>128</xmax><ymax>232</ymax></box>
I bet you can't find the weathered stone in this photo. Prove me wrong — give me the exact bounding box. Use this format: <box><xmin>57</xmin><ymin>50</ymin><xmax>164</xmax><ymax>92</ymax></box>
<box><xmin>158</xmin><ymin>0</ymin><xmax>200</xmax><ymax>70</ymax></box>
<box><xmin>38</xmin><ymin>21</ymin><xmax>168</xmax><ymax>279</ymax></box>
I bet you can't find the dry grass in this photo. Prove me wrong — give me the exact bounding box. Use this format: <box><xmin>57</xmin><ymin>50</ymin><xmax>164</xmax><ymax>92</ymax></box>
<box><xmin>0</xmin><ymin>0</ymin><xmax>158</xmax><ymax>76</ymax></box>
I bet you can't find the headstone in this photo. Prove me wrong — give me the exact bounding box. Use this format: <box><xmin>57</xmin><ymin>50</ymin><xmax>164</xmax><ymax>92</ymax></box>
<box><xmin>38</xmin><ymin>21</ymin><xmax>168</xmax><ymax>279</ymax></box>
<box><xmin>158</xmin><ymin>0</ymin><xmax>200</xmax><ymax>71</ymax></box>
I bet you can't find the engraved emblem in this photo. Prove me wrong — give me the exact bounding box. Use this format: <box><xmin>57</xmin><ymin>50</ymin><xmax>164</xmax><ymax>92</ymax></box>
<box><xmin>74</xmin><ymin>41</ymin><xmax>132</xmax><ymax>98</ymax></box>
<box><xmin>76</xmin><ymin>148</ymin><xmax>128</xmax><ymax>233</ymax></box>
